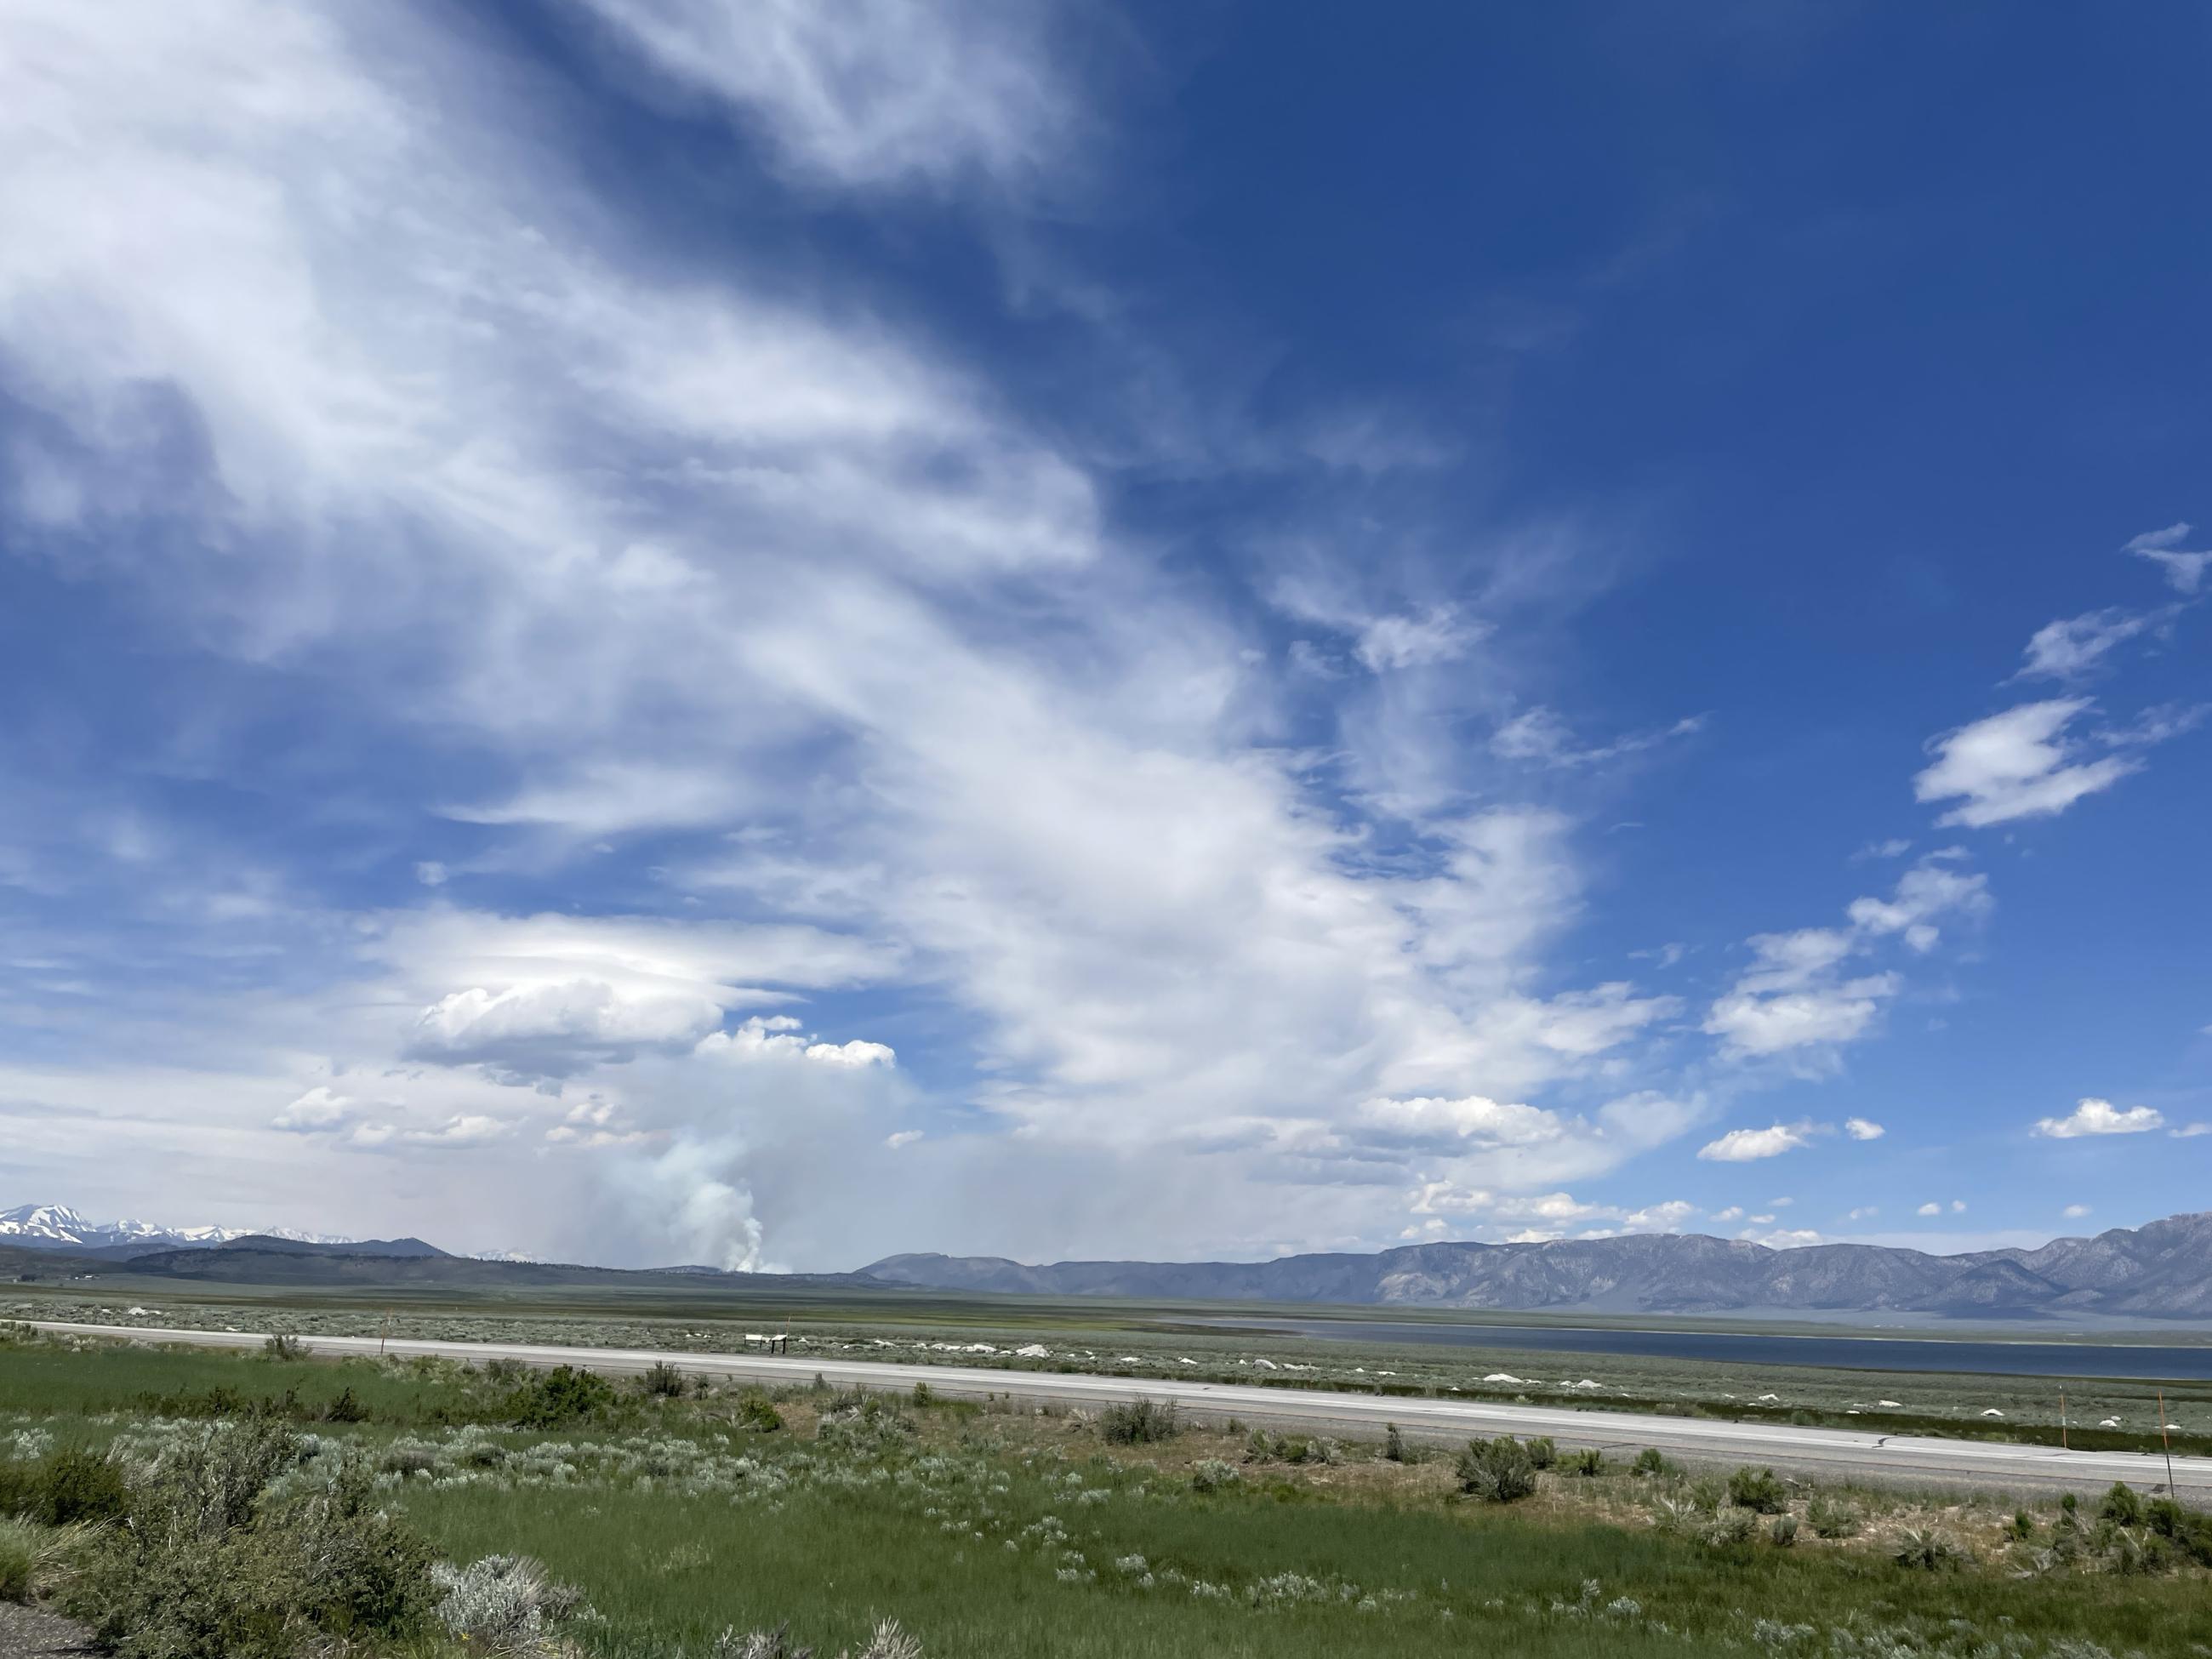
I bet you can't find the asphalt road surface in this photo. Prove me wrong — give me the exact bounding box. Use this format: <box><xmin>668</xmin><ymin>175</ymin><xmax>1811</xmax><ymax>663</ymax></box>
<box><xmin>34</xmin><ymin>1320</ymin><xmax>2212</xmax><ymax>1499</ymax></box>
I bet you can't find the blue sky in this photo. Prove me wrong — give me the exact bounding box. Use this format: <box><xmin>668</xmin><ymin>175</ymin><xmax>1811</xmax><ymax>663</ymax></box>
<box><xmin>0</xmin><ymin>1</ymin><xmax>2205</xmax><ymax>1269</ymax></box>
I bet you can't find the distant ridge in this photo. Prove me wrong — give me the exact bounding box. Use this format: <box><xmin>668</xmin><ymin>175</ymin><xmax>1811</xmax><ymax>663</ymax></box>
<box><xmin>864</xmin><ymin>1211</ymin><xmax>2212</xmax><ymax>1320</ymax></box>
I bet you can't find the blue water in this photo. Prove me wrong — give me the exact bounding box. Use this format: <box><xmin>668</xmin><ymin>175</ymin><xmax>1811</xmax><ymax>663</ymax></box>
<box><xmin>1196</xmin><ymin>1318</ymin><xmax>2212</xmax><ymax>1380</ymax></box>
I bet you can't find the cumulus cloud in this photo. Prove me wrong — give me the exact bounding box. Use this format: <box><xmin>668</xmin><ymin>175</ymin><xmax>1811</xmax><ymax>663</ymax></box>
<box><xmin>2032</xmin><ymin>1097</ymin><xmax>2164</xmax><ymax>1138</ymax></box>
<box><xmin>1360</xmin><ymin>1094</ymin><xmax>1565</xmax><ymax>1146</ymax></box>
<box><xmin>409</xmin><ymin>981</ymin><xmax>727</xmax><ymax>1075</ymax></box>
<box><xmin>2061</xmin><ymin>1203</ymin><xmax>2091</xmax><ymax>1218</ymax></box>
<box><xmin>1402</xmin><ymin>1185</ymin><xmax>1696</xmax><ymax>1235</ymax></box>
<box><xmin>1916</xmin><ymin>1201</ymin><xmax>1941</xmax><ymax>1217</ymax></box>
<box><xmin>695</xmin><ymin>1018</ymin><xmax>896</xmax><ymax>1069</ymax></box>
<box><xmin>1844</xmin><ymin>1117</ymin><xmax>1884</xmax><ymax>1141</ymax></box>
<box><xmin>272</xmin><ymin>1086</ymin><xmax>356</xmax><ymax>1132</ymax></box>
<box><xmin>2127</xmin><ymin>522</ymin><xmax>2211</xmax><ymax>594</ymax></box>
<box><xmin>1697</xmin><ymin>1121</ymin><xmax>1817</xmax><ymax>1162</ymax></box>
<box><xmin>1706</xmin><ymin>856</ymin><xmax>1987</xmax><ymax>1059</ymax></box>
<box><xmin>1913</xmin><ymin>700</ymin><xmax>2141</xmax><ymax>828</ymax></box>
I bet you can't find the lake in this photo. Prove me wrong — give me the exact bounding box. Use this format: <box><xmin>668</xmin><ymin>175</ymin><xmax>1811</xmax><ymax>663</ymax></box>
<box><xmin>1194</xmin><ymin>1318</ymin><xmax>2212</xmax><ymax>1380</ymax></box>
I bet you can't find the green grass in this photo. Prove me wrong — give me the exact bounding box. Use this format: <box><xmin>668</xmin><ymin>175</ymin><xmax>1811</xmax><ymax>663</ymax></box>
<box><xmin>396</xmin><ymin>1448</ymin><xmax>2212</xmax><ymax>1659</ymax></box>
<box><xmin>11</xmin><ymin>1332</ymin><xmax>2212</xmax><ymax>1658</ymax></box>
<box><xmin>0</xmin><ymin>1339</ymin><xmax>470</xmax><ymax>1425</ymax></box>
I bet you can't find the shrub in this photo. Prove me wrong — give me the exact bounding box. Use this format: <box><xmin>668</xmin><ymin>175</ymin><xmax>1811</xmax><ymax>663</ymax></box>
<box><xmin>1807</xmin><ymin>1495</ymin><xmax>1861</xmax><ymax>1539</ymax></box>
<box><xmin>642</xmin><ymin>1360</ymin><xmax>688</xmax><ymax>1398</ymax></box>
<box><xmin>1727</xmin><ymin>1466</ymin><xmax>1787</xmax><ymax>1514</ymax></box>
<box><xmin>322</xmin><ymin>1387</ymin><xmax>368</xmax><ymax>1424</ymax></box>
<box><xmin>715</xmin><ymin>1619</ymin><xmax>926</xmax><ymax>1659</ymax></box>
<box><xmin>1561</xmin><ymin>1448</ymin><xmax>1605</xmax><ymax>1478</ymax></box>
<box><xmin>2099</xmin><ymin>1482</ymin><xmax>2145</xmax><ymax>1527</ymax></box>
<box><xmin>1524</xmin><ymin>1435</ymin><xmax>1557</xmax><ymax>1470</ymax></box>
<box><xmin>1892</xmin><ymin>1527</ymin><xmax>1967</xmax><ymax>1571</ymax></box>
<box><xmin>66</xmin><ymin>1422</ymin><xmax>436</xmax><ymax>1659</ymax></box>
<box><xmin>0</xmin><ymin>1517</ymin><xmax>40</xmax><ymax>1603</ymax></box>
<box><xmin>1455</xmin><ymin>1437</ymin><xmax>1536</xmax><ymax>1504</ymax></box>
<box><xmin>1698</xmin><ymin>1510</ymin><xmax>1756</xmax><ymax>1548</ymax></box>
<box><xmin>0</xmin><ymin>1445</ymin><xmax>129</xmax><ymax>1527</ymax></box>
<box><xmin>1191</xmin><ymin>1458</ymin><xmax>1240</xmax><ymax>1494</ymax></box>
<box><xmin>511</xmin><ymin>1365</ymin><xmax>616</xmax><ymax>1428</ymax></box>
<box><xmin>262</xmin><ymin>1335</ymin><xmax>305</xmax><ymax>1362</ymax></box>
<box><xmin>1099</xmin><ymin>1400</ymin><xmax>1177</xmax><ymax>1446</ymax></box>
<box><xmin>1630</xmin><ymin>1447</ymin><xmax>1673</xmax><ymax>1479</ymax></box>
<box><xmin>1769</xmin><ymin>1514</ymin><xmax>1799</xmax><ymax>1547</ymax></box>
<box><xmin>2144</xmin><ymin>1497</ymin><xmax>2212</xmax><ymax>1566</ymax></box>
<box><xmin>430</xmin><ymin>1554</ymin><xmax>584</xmax><ymax>1649</ymax></box>
<box><xmin>1383</xmin><ymin>1423</ymin><xmax>1407</xmax><ymax>1463</ymax></box>
<box><xmin>2009</xmin><ymin>1509</ymin><xmax>2036</xmax><ymax>1541</ymax></box>
<box><xmin>737</xmin><ymin>1392</ymin><xmax>786</xmax><ymax>1434</ymax></box>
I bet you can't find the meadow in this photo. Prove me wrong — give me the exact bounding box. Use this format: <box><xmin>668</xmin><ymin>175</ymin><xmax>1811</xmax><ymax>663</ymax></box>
<box><xmin>13</xmin><ymin>1281</ymin><xmax>2212</xmax><ymax>1458</ymax></box>
<box><xmin>4</xmin><ymin>1325</ymin><xmax>2212</xmax><ymax>1658</ymax></box>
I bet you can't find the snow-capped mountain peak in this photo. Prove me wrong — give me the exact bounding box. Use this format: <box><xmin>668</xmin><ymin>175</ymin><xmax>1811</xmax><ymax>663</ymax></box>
<box><xmin>0</xmin><ymin>1203</ymin><xmax>351</xmax><ymax>1253</ymax></box>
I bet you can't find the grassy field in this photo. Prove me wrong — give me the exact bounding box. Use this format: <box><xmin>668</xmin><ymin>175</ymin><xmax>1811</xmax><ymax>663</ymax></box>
<box><xmin>6</xmin><ymin>1328</ymin><xmax>2212</xmax><ymax>1657</ymax></box>
<box><xmin>13</xmin><ymin>1282</ymin><xmax>2212</xmax><ymax>1458</ymax></box>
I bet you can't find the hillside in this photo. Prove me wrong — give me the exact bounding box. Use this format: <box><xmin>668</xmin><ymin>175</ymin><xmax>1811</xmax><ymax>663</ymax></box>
<box><xmin>866</xmin><ymin>1211</ymin><xmax>2212</xmax><ymax>1319</ymax></box>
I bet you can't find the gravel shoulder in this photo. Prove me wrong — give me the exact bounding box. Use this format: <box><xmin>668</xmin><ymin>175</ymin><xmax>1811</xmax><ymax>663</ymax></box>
<box><xmin>0</xmin><ymin>1604</ymin><xmax>94</xmax><ymax>1659</ymax></box>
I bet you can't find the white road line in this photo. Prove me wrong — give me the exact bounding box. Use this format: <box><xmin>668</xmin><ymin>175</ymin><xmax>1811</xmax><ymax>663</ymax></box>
<box><xmin>30</xmin><ymin>1321</ymin><xmax>2209</xmax><ymax>1498</ymax></box>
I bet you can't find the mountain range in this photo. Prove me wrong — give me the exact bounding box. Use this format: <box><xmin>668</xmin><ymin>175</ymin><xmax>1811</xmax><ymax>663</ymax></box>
<box><xmin>866</xmin><ymin>1211</ymin><xmax>2212</xmax><ymax>1320</ymax></box>
<box><xmin>15</xmin><ymin>1200</ymin><xmax>2212</xmax><ymax>1319</ymax></box>
<box><xmin>0</xmin><ymin>1204</ymin><xmax>352</xmax><ymax>1253</ymax></box>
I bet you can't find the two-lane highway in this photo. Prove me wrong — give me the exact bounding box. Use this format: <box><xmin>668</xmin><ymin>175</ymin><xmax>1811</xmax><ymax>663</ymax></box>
<box><xmin>32</xmin><ymin>1320</ymin><xmax>2211</xmax><ymax>1499</ymax></box>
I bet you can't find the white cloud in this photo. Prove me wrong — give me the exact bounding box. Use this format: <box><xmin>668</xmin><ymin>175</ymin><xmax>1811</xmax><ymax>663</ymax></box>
<box><xmin>271</xmin><ymin>1086</ymin><xmax>355</xmax><ymax>1132</ymax></box>
<box><xmin>1704</xmin><ymin>978</ymin><xmax>1898</xmax><ymax>1056</ymax></box>
<box><xmin>1403</xmin><ymin>1186</ymin><xmax>1696</xmax><ymax>1236</ymax></box>
<box><xmin>350</xmin><ymin>1113</ymin><xmax>513</xmax><ymax>1150</ymax></box>
<box><xmin>1851</xmin><ymin>838</ymin><xmax>1913</xmax><ymax>862</ymax></box>
<box><xmin>2127</xmin><ymin>522</ymin><xmax>2211</xmax><ymax>594</ymax></box>
<box><xmin>1913</xmin><ymin>700</ymin><xmax>2140</xmax><ymax>828</ymax></box>
<box><xmin>410</xmin><ymin>981</ymin><xmax>726</xmax><ymax>1074</ymax></box>
<box><xmin>0</xmin><ymin>0</ymin><xmax>1730</xmax><ymax>1267</ymax></box>
<box><xmin>1707</xmin><ymin>856</ymin><xmax>1987</xmax><ymax>1059</ymax></box>
<box><xmin>1845</xmin><ymin>865</ymin><xmax>1989</xmax><ymax>949</ymax></box>
<box><xmin>1697</xmin><ymin>1121</ymin><xmax>1817</xmax><ymax>1162</ymax></box>
<box><xmin>695</xmin><ymin>1018</ymin><xmax>896</xmax><ymax>1069</ymax></box>
<box><xmin>2061</xmin><ymin>1203</ymin><xmax>2090</xmax><ymax>1218</ymax></box>
<box><xmin>2015</xmin><ymin>607</ymin><xmax>2176</xmax><ymax>681</ymax></box>
<box><xmin>885</xmin><ymin>1129</ymin><xmax>923</xmax><ymax>1149</ymax></box>
<box><xmin>413</xmin><ymin>861</ymin><xmax>448</xmax><ymax>887</ymax></box>
<box><xmin>2170</xmin><ymin>1122</ymin><xmax>2211</xmax><ymax>1140</ymax></box>
<box><xmin>1743</xmin><ymin>1227</ymin><xmax>1823</xmax><ymax>1248</ymax></box>
<box><xmin>1846</xmin><ymin>1206</ymin><xmax>1878</xmax><ymax>1220</ymax></box>
<box><xmin>1490</xmin><ymin>706</ymin><xmax>1706</xmax><ymax>770</ymax></box>
<box><xmin>2032</xmin><ymin>1097</ymin><xmax>2164</xmax><ymax>1139</ymax></box>
<box><xmin>1916</xmin><ymin>1201</ymin><xmax>1941</xmax><ymax>1217</ymax></box>
<box><xmin>569</xmin><ymin>0</ymin><xmax>1080</xmax><ymax>195</ymax></box>
<box><xmin>1843</xmin><ymin>1117</ymin><xmax>1884</xmax><ymax>1141</ymax></box>
<box><xmin>1360</xmin><ymin>1094</ymin><xmax>1565</xmax><ymax>1146</ymax></box>
<box><xmin>1354</xmin><ymin>607</ymin><xmax>1483</xmax><ymax>672</ymax></box>
<box><xmin>1711</xmin><ymin>1206</ymin><xmax>1744</xmax><ymax>1222</ymax></box>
